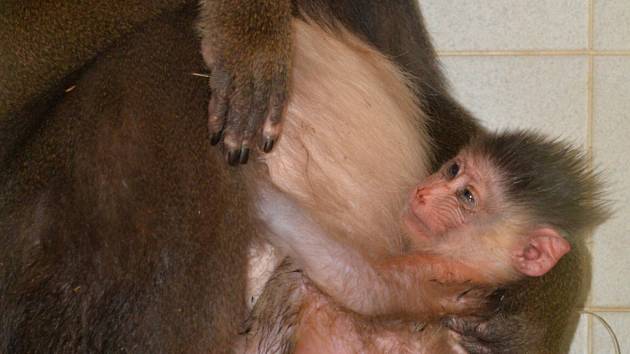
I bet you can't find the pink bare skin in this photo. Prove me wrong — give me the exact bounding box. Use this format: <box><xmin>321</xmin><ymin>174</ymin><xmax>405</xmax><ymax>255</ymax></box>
<box><xmin>401</xmin><ymin>150</ymin><xmax>572</xmax><ymax>284</ymax></box>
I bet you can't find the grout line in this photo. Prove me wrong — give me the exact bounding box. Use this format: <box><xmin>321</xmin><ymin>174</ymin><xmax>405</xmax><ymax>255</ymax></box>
<box><xmin>586</xmin><ymin>0</ymin><xmax>595</xmax><ymax>287</ymax></box>
<box><xmin>586</xmin><ymin>38</ymin><xmax>595</xmax><ymax>188</ymax></box>
<box><xmin>586</xmin><ymin>3</ymin><xmax>595</xmax><ymax>353</ymax></box>
<box><xmin>585</xmin><ymin>38</ymin><xmax>595</xmax><ymax>215</ymax></box>
<box><xmin>436</xmin><ymin>50</ymin><xmax>630</xmax><ymax>57</ymax></box>
<box><xmin>588</xmin><ymin>0</ymin><xmax>594</xmax><ymax>50</ymax></box>
<box><xmin>588</xmin><ymin>312</ymin><xmax>594</xmax><ymax>354</ymax></box>
<box><xmin>584</xmin><ymin>307</ymin><xmax>630</xmax><ymax>313</ymax></box>
<box><xmin>586</xmin><ymin>0</ymin><xmax>595</xmax><ymax>180</ymax></box>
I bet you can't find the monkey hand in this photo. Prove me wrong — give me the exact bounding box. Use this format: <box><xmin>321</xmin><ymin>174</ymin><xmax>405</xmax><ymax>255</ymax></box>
<box><xmin>442</xmin><ymin>290</ymin><xmax>525</xmax><ymax>354</ymax></box>
<box><xmin>199</xmin><ymin>2</ymin><xmax>292</xmax><ymax>165</ymax></box>
<box><xmin>443</xmin><ymin>318</ymin><xmax>495</xmax><ymax>354</ymax></box>
<box><xmin>442</xmin><ymin>313</ymin><xmax>526</xmax><ymax>354</ymax></box>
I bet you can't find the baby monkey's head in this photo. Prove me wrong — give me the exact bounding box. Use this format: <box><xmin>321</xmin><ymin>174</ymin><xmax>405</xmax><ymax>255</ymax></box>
<box><xmin>403</xmin><ymin>130</ymin><xmax>609</xmax><ymax>281</ymax></box>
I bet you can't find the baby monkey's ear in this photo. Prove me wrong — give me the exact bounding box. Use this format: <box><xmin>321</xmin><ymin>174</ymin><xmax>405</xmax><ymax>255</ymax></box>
<box><xmin>512</xmin><ymin>227</ymin><xmax>571</xmax><ymax>277</ymax></box>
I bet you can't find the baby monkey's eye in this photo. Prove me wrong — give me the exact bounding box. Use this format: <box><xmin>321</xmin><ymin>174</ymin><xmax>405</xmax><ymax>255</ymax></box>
<box><xmin>447</xmin><ymin>162</ymin><xmax>460</xmax><ymax>179</ymax></box>
<box><xmin>458</xmin><ymin>188</ymin><xmax>476</xmax><ymax>209</ymax></box>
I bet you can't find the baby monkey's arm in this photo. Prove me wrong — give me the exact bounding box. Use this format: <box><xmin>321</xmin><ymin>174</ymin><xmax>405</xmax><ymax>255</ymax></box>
<box><xmin>257</xmin><ymin>185</ymin><xmax>493</xmax><ymax>318</ymax></box>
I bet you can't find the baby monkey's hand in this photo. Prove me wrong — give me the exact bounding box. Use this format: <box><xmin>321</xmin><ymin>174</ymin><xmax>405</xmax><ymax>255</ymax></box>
<box><xmin>199</xmin><ymin>1</ymin><xmax>291</xmax><ymax>165</ymax></box>
<box><xmin>442</xmin><ymin>289</ymin><xmax>525</xmax><ymax>354</ymax></box>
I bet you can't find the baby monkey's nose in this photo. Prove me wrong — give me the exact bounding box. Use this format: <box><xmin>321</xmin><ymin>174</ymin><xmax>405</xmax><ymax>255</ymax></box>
<box><xmin>415</xmin><ymin>187</ymin><xmax>427</xmax><ymax>204</ymax></box>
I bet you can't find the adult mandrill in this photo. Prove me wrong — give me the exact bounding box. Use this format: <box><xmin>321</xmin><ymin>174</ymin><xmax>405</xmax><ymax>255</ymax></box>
<box><xmin>0</xmin><ymin>1</ymin><xmax>587</xmax><ymax>353</ymax></box>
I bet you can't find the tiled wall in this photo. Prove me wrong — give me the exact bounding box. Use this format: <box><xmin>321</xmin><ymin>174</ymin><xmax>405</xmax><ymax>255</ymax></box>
<box><xmin>420</xmin><ymin>1</ymin><xmax>630</xmax><ymax>353</ymax></box>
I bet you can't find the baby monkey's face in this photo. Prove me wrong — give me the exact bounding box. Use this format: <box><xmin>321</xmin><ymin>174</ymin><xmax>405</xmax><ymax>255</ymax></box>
<box><xmin>402</xmin><ymin>134</ymin><xmax>579</xmax><ymax>280</ymax></box>
<box><xmin>402</xmin><ymin>150</ymin><xmax>505</xmax><ymax>248</ymax></box>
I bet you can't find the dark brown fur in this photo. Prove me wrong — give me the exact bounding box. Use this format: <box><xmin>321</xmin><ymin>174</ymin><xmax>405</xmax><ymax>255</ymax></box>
<box><xmin>0</xmin><ymin>0</ymin><xmax>188</xmax><ymax>165</ymax></box>
<box><xmin>1</xmin><ymin>8</ymin><xmax>252</xmax><ymax>353</ymax></box>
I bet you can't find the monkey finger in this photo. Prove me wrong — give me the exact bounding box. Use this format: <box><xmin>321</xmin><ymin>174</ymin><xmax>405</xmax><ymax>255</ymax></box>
<box><xmin>458</xmin><ymin>340</ymin><xmax>493</xmax><ymax>354</ymax></box>
<box><xmin>445</xmin><ymin>321</ymin><xmax>494</xmax><ymax>354</ymax></box>
<box><xmin>223</xmin><ymin>83</ymin><xmax>254</xmax><ymax>166</ymax></box>
<box><xmin>208</xmin><ymin>64</ymin><xmax>232</xmax><ymax>145</ymax></box>
<box><xmin>222</xmin><ymin>132</ymin><xmax>243</xmax><ymax>166</ymax></box>
<box><xmin>208</xmin><ymin>95</ymin><xmax>228</xmax><ymax>145</ymax></box>
<box><xmin>238</xmin><ymin>82</ymin><xmax>272</xmax><ymax>164</ymax></box>
<box><xmin>442</xmin><ymin>316</ymin><xmax>488</xmax><ymax>336</ymax></box>
<box><xmin>223</xmin><ymin>122</ymin><xmax>248</xmax><ymax>166</ymax></box>
<box><xmin>260</xmin><ymin>68</ymin><xmax>288</xmax><ymax>153</ymax></box>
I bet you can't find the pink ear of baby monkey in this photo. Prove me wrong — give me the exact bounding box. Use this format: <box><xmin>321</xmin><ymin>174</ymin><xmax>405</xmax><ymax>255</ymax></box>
<box><xmin>514</xmin><ymin>227</ymin><xmax>571</xmax><ymax>277</ymax></box>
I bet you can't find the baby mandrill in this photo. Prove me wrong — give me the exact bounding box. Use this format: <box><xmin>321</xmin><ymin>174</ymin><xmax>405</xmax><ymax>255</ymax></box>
<box><xmin>248</xmin><ymin>130</ymin><xmax>609</xmax><ymax>353</ymax></box>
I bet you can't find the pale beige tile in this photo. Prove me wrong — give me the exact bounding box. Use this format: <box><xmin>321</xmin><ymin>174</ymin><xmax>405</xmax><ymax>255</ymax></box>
<box><xmin>440</xmin><ymin>56</ymin><xmax>588</xmax><ymax>146</ymax></box>
<box><xmin>591</xmin><ymin>57</ymin><xmax>630</xmax><ymax>307</ymax></box>
<box><xmin>591</xmin><ymin>312</ymin><xmax>627</xmax><ymax>353</ymax></box>
<box><xmin>594</xmin><ymin>0</ymin><xmax>630</xmax><ymax>50</ymax></box>
<box><xmin>421</xmin><ymin>0</ymin><xmax>588</xmax><ymax>51</ymax></box>
<box><xmin>568</xmin><ymin>314</ymin><xmax>589</xmax><ymax>354</ymax></box>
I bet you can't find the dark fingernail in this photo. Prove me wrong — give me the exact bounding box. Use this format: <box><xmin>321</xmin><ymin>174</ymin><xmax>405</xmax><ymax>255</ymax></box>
<box><xmin>239</xmin><ymin>148</ymin><xmax>250</xmax><ymax>164</ymax></box>
<box><xmin>262</xmin><ymin>138</ymin><xmax>275</xmax><ymax>153</ymax></box>
<box><xmin>210</xmin><ymin>131</ymin><xmax>223</xmax><ymax>145</ymax></box>
<box><xmin>227</xmin><ymin>150</ymin><xmax>240</xmax><ymax>166</ymax></box>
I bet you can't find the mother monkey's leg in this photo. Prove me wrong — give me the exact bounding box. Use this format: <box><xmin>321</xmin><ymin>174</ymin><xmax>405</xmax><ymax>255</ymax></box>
<box><xmin>0</xmin><ymin>6</ymin><xmax>252</xmax><ymax>353</ymax></box>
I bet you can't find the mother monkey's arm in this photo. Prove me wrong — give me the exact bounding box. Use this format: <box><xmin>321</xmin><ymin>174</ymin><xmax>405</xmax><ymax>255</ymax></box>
<box><xmin>198</xmin><ymin>0</ymin><xmax>481</xmax><ymax>168</ymax></box>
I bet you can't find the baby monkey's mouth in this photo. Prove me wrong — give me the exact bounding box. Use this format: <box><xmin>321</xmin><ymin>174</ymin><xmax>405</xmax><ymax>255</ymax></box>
<box><xmin>402</xmin><ymin>202</ymin><xmax>433</xmax><ymax>242</ymax></box>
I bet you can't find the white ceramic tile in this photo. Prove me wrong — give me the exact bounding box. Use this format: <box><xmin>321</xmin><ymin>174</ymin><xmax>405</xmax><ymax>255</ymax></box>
<box><xmin>594</xmin><ymin>0</ymin><xmax>630</xmax><ymax>50</ymax></box>
<box><xmin>420</xmin><ymin>0</ymin><xmax>588</xmax><ymax>51</ymax></box>
<box><xmin>591</xmin><ymin>57</ymin><xmax>630</xmax><ymax>307</ymax></box>
<box><xmin>440</xmin><ymin>56</ymin><xmax>588</xmax><ymax>146</ymax></box>
<box><xmin>568</xmin><ymin>314</ymin><xmax>589</xmax><ymax>354</ymax></box>
<box><xmin>591</xmin><ymin>312</ymin><xmax>628</xmax><ymax>353</ymax></box>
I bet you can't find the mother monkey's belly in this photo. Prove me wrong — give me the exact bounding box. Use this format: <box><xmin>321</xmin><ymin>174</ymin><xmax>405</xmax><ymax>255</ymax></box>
<box><xmin>242</xmin><ymin>19</ymin><xmax>433</xmax><ymax>303</ymax></box>
<box><xmin>261</xmin><ymin>19</ymin><xmax>431</xmax><ymax>254</ymax></box>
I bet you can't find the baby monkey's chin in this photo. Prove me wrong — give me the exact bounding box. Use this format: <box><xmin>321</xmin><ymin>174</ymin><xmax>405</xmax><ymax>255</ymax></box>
<box><xmin>402</xmin><ymin>208</ymin><xmax>434</xmax><ymax>244</ymax></box>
